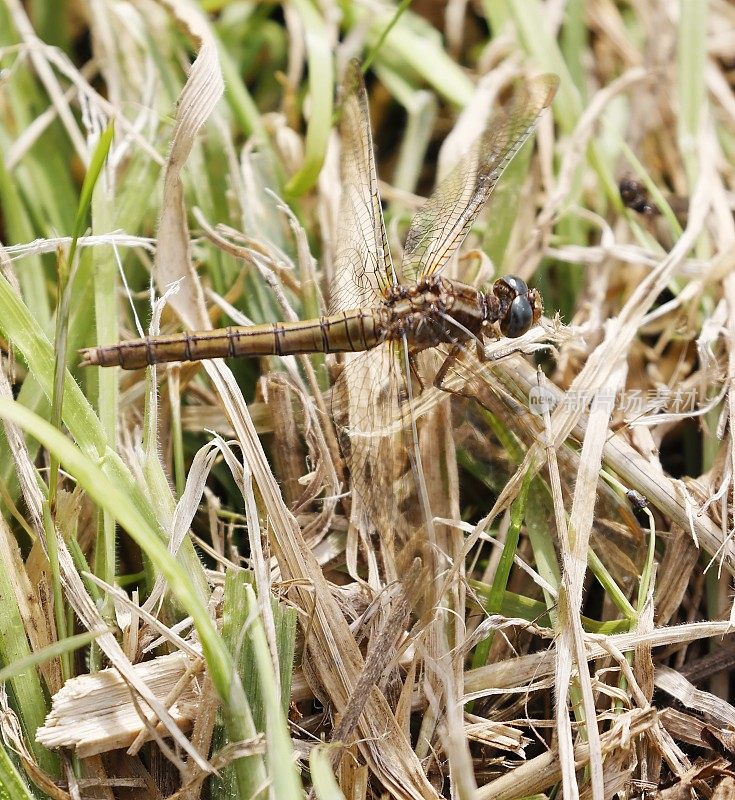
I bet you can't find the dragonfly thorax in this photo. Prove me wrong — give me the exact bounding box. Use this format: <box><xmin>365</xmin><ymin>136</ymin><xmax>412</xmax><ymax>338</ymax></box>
<box><xmin>383</xmin><ymin>275</ymin><xmax>485</xmax><ymax>348</ymax></box>
<box><xmin>383</xmin><ymin>273</ymin><xmax>541</xmax><ymax>350</ymax></box>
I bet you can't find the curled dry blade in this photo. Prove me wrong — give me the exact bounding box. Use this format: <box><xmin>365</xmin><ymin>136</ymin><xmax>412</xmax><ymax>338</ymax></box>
<box><xmin>330</xmin><ymin>62</ymin><xmax>558</xmax><ymax>619</ymax></box>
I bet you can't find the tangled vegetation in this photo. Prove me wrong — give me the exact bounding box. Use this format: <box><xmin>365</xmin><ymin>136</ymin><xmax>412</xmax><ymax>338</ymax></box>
<box><xmin>0</xmin><ymin>1</ymin><xmax>734</xmax><ymax>798</ymax></box>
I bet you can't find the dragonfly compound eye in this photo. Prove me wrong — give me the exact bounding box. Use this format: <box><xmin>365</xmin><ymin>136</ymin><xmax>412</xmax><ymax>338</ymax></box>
<box><xmin>501</xmin><ymin>294</ymin><xmax>534</xmax><ymax>337</ymax></box>
<box><xmin>494</xmin><ymin>275</ymin><xmax>534</xmax><ymax>338</ymax></box>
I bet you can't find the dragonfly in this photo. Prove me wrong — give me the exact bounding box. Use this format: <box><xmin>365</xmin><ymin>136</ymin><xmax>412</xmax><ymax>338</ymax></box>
<box><xmin>81</xmin><ymin>63</ymin><xmax>558</xmax><ymax>601</ymax></box>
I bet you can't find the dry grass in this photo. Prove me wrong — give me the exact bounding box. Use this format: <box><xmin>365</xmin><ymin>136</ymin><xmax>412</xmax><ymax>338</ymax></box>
<box><xmin>1</xmin><ymin>1</ymin><xmax>735</xmax><ymax>798</ymax></box>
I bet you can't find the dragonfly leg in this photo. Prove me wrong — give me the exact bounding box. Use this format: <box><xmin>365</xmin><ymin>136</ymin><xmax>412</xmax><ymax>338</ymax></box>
<box><xmin>408</xmin><ymin>354</ymin><xmax>425</xmax><ymax>392</ymax></box>
<box><xmin>433</xmin><ymin>344</ymin><xmax>464</xmax><ymax>392</ymax></box>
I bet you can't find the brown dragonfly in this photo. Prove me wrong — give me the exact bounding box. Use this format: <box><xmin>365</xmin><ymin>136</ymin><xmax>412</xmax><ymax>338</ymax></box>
<box><xmin>81</xmin><ymin>66</ymin><xmax>557</xmax><ymax>372</ymax></box>
<box><xmin>81</xmin><ymin>63</ymin><xmax>558</xmax><ymax>588</ymax></box>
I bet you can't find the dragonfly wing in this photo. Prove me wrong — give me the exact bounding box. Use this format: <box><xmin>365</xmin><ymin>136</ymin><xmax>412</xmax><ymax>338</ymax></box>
<box><xmin>330</xmin><ymin>61</ymin><xmax>397</xmax><ymax>312</ymax></box>
<box><xmin>332</xmin><ymin>344</ymin><xmax>414</xmax><ymax>540</ymax></box>
<box><xmin>332</xmin><ymin>343</ymin><xmax>441</xmax><ymax>608</ymax></box>
<box><xmin>400</xmin><ymin>73</ymin><xmax>558</xmax><ymax>283</ymax></box>
<box><xmin>328</xmin><ymin>64</ymin><xmax>439</xmax><ymax>612</ymax></box>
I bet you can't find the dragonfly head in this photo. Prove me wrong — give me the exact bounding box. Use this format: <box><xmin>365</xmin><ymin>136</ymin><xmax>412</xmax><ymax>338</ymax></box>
<box><xmin>491</xmin><ymin>275</ymin><xmax>543</xmax><ymax>338</ymax></box>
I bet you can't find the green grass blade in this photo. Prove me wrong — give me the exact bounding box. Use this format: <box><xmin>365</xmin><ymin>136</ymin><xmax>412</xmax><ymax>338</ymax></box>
<box><xmin>677</xmin><ymin>0</ymin><xmax>706</xmax><ymax>178</ymax></box>
<box><xmin>362</xmin><ymin>9</ymin><xmax>473</xmax><ymax>105</ymax></box>
<box><xmin>0</xmin><ymin>516</ymin><xmax>58</xmax><ymax>775</ymax></box>
<box><xmin>285</xmin><ymin>0</ymin><xmax>333</xmax><ymax>196</ymax></box>
<box><xmin>471</xmin><ymin>467</ymin><xmax>532</xmax><ymax>668</ymax></box>
<box><xmin>310</xmin><ymin>744</ymin><xmax>346</xmax><ymax>799</ymax></box>
<box><xmin>0</xmin><ymin>743</ymin><xmax>36</xmax><ymax>800</ymax></box>
<box><xmin>0</xmin><ymin>630</ymin><xmax>99</xmax><ymax>684</ymax></box>
<box><xmin>506</xmin><ymin>0</ymin><xmax>581</xmax><ymax>131</ymax></box>
<box><xmin>0</xmin><ymin>156</ymin><xmax>50</xmax><ymax>329</ymax></box>
<box><xmin>48</xmin><ymin>125</ymin><xmax>114</xmax><ymax>504</ymax></box>
<box><xmin>68</xmin><ymin>125</ymin><xmax>115</xmax><ymax>271</ymax></box>
<box><xmin>244</xmin><ymin>583</ymin><xmax>303</xmax><ymax>799</ymax></box>
<box><xmin>363</xmin><ymin>0</ymin><xmax>412</xmax><ymax>73</ymax></box>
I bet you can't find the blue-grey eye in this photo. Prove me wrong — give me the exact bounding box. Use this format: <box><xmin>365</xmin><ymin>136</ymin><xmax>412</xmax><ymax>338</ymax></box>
<box><xmin>501</xmin><ymin>295</ymin><xmax>534</xmax><ymax>337</ymax></box>
<box><xmin>496</xmin><ymin>275</ymin><xmax>533</xmax><ymax>337</ymax></box>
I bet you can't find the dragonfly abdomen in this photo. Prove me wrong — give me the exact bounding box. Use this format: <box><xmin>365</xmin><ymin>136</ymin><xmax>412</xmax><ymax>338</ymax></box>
<box><xmin>79</xmin><ymin>308</ymin><xmax>389</xmax><ymax>370</ymax></box>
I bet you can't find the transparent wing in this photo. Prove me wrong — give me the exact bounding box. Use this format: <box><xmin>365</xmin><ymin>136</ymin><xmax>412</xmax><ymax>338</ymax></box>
<box><xmin>328</xmin><ymin>63</ymin><xmax>437</xmax><ymax>611</ymax></box>
<box><xmin>400</xmin><ymin>73</ymin><xmax>559</xmax><ymax>284</ymax></box>
<box><xmin>331</xmin><ymin>342</ymin><xmax>441</xmax><ymax>616</ymax></box>
<box><xmin>330</xmin><ymin>61</ymin><xmax>397</xmax><ymax>312</ymax></box>
<box><xmin>332</xmin><ymin>345</ymin><xmax>415</xmax><ymax>542</ymax></box>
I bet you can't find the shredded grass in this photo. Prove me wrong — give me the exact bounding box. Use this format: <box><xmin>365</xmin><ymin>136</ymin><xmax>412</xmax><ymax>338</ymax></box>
<box><xmin>1</xmin><ymin>1</ymin><xmax>735</xmax><ymax>798</ymax></box>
